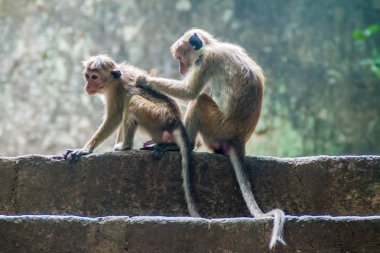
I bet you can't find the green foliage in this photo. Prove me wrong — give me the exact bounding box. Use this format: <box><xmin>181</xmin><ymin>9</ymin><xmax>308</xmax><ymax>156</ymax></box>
<box><xmin>353</xmin><ymin>24</ymin><xmax>380</xmax><ymax>77</ymax></box>
<box><xmin>353</xmin><ymin>24</ymin><xmax>379</xmax><ymax>42</ymax></box>
<box><xmin>248</xmin><ymin>118</ymin><xmax>305</xmax><ymax>158</ymax></box>
<box><xmin>359</xmin><ymin>57</ymin><xmax>380</xmax><ymax>77</ymax></box>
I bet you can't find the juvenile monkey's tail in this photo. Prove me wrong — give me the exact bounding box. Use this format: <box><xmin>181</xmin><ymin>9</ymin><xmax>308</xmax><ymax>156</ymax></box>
<box><xmin>173</xmin><ymin>124</ymin><xmax>200</xmax><ymax>217</ymax></box>
<box><xmin>229</xmin><ymin>147</ymin><xmax>286</xmax><ymax>250</ymax></box>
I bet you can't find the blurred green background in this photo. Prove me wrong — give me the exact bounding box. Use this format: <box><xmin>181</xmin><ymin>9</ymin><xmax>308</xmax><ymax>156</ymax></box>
<box><xmin>0</xmin><ymin>0</ymin><xmax>379</xmax><ymax>157</ymax></box>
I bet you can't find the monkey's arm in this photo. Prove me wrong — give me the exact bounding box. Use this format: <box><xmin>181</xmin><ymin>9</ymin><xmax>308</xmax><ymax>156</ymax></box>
<box><xmin>64</xmin><ymin>111</ymin><xmax>122</xmax><ymax>163</ymax></box>
<box><xmin>83</xmin><ymin>112</ymin><xmax>123</xmax><ymax>152</ymax></box>
<box><xmin>139</xmin><ymin>66</ymin><xmax>211</xmax><ymax>100</ymax></box>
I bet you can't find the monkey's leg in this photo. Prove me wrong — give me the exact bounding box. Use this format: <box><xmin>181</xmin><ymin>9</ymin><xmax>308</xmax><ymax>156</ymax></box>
<box><xmin>129</xmin><ymin>95</ymin><xmax>179</xmax><ymax>158</ymax></box>
<box><xmin>121</xmin><ymin>115</ymin><xmax>138</xmax><ymax>150</ymax></box>
<box><xmin>115</xmin><ymin>115</ymin><xmax>138</xmax><ymax>151</ymax></box>
<box><xmin>185</xmin><ymin>94</ymin><xmax>224</xmax><ymax>151</ymax></box>
<box><xmin>129</xmin><ymin>95</ymin><xmax>173</xmax><ymax>134</ymax></box>
<box><xmin>114</xmin><ymin>126</ymin><xmax>124</xmax><ymax>149</ymax></box>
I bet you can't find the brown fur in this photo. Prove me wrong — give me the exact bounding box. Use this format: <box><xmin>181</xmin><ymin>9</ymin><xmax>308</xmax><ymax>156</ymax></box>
<box><xmin>78</xmin><ymin>55</ymin><xmax>181</xmax><ymax>151</ymax></box>
<box><xmin>139</xmin><ymin>29</ymin><xmax>264</xmax><ymax>148</ymax></box>
<box><xmin>137</xmin><ymin>29</ymin><xmax>285</xmax><ymax>249</ymax></box>
<box><xmin>64</xmin><ymin>55</ymin><xmax>199</xmax><ymax>217</ymax></box>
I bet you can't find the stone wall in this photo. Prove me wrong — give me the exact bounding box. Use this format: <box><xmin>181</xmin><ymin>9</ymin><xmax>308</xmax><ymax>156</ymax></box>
<box><xmin>0</xmin><ymin>152</ymin><xmax>379</xmax><ymax>217</ymax></box>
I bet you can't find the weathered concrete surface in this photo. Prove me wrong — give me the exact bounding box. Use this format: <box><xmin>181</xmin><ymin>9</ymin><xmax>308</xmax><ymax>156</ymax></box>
<box><xmin>0</xmin><ymin>151</ymin><xmax>379</xmax><ymax>217</ymax></box>
<box><xmin>0</xmin><ymin>215</ymin><xmax>379</xmax><ymax>253</ymax></box>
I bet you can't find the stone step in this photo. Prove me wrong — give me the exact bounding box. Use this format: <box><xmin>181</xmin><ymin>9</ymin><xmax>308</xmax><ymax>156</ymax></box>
<box><xmin>0</xmin><ymin>215</ymin><xmax>379</xmax><ymax>253</ymax></box>
<box><xmin>0</xmin><ymin>152</ymin><xmax>379</xmax><ymax>217</ymax></box>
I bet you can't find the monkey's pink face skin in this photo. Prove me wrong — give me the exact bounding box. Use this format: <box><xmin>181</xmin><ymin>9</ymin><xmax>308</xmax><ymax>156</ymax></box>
<box><xmin>83</xmin><ymin>71</ymin><xmax>106</xmax><ymax>95</ymax></box>
<box><xmin>173</xmin><ymin>41</ymin><xmax>193</xmax><ymax>75</ymax></box>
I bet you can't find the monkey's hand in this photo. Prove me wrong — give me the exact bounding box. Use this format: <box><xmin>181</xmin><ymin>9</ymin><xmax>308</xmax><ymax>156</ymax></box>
<box><xmin>136</xmin><ymin>75</ymin><xmax>150</xmax><ymax>89</ymax></box>
<box><xmin>63</xmin><ymin>149</ymin><xmax>91</xmax><ymax>164</ymax></box>
<box><xmin>114</xmin><ymin>143</ymin><xmax>132</xmax><ymax>151</ymax></box>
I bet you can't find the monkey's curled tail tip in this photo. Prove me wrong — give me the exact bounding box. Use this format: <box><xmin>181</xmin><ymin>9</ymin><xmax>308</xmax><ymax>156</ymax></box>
<box><xmin>268</xmin><ymin>209</ymin><xmax>286</xmax><ymax>250</ymax></box>
<box><xmin>269</xmin><ymin>236</ymin><xmax>287</xmax><ymax>251</ymax></box>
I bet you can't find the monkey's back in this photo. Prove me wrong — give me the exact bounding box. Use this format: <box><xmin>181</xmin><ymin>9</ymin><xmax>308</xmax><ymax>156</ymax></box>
<box><xmin>117</xmin><ymin>63</ymin><xmax>182</xmax><ymax>132</ymax></box>
<box><xmin>204</xmin><ymin>43</ymin><xmax>264</xmax><ymax>142</ymax></box>
<box><xmin>127</xmin><ymin>83</ymin><xmax>183</xmax><ymax>134</ymax></box>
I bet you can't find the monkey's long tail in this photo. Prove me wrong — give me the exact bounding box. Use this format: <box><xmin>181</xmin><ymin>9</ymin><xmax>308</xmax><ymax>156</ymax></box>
<box><xmin>173</xmin><ymin>124</ymin><xmax>200</xmax><ymax>217</ymax></box>
<box><xmin>229</xmin><ymin>147</ymin><xmax>286</xmax><ymax>250</ymax></box>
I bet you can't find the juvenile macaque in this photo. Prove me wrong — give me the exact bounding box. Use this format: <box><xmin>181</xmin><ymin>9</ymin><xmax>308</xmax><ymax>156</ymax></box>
<box><xmin>64</xmin><ymin>55</ymin><xmax>199</xmax><ymax>217</ymax></box>
<box><xmin>137</xmin><ymin>29</ymin><xmax>285</xmax><ymax>249</ymax></box>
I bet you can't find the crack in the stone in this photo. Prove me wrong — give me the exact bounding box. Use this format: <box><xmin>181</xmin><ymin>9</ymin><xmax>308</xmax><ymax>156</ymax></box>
<box><xmin>10</xmin><ymin>163</ymin><xmax>20</xmax><ymax>213</ymax></box>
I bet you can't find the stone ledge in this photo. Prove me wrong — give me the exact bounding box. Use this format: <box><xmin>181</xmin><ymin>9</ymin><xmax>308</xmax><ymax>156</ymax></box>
<box><xmin>0</xmin><ymin>152</ymin><xmax>379</xmax><ymax>216</ymax></box>
<box><xmin>0</xmin><ymin>215</ymin><xmax>379</xmax><ymax>253</ymax></box>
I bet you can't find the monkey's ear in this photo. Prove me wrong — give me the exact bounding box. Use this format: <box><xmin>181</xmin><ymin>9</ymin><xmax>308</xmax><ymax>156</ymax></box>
<box><xmin>111</xmin><ymin>69</ymin><xmax>122</xmax><ymax>78</ymax></box>
<box><xmin>189</xmin><ymin>33</ymin><xmax>203</xmax><ymax>50</ymax></box>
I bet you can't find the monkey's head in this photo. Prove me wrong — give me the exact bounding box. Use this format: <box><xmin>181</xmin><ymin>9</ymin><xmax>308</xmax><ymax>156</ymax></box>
<box><xmin>170</xmin><ymin>29</ymin><xmax>215</xmax><ymax>75</ymax></box>
<box><xmin>82</xmin><ymin>55</ymin><xmax>121</xmax><ymax>95</ymax></box>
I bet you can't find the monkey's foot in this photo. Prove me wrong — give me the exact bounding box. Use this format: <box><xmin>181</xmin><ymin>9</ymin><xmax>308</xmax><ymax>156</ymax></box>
<box><xmin>151</xmin><ymin>143</ymin><xmax>180</xmax><ymax>160</ymax></box>
<box><xmin>114</xmin><ymin>143</ymin><xmax>132</xmax><ymax>151</ymax></box>
<box><xmin>63</xmin><ymin>149</ymin><xmax>91</xmax><ymax>164</ymax></box>
<box><xmin>140</xmin><ymin>140</ymin><xmax>156</xmax><ymax>150</ymax></box>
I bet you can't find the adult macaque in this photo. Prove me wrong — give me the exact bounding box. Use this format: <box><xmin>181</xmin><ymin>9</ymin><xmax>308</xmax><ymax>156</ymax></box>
<box><xmin>137</xmin><ymin>29</ymin><xmax>285</xmax><ymax>249</ymax></box>
<box><xmin>64</xmin><ymin>55</ymin><xmax>199</xmax><ymax>217</ymax></box>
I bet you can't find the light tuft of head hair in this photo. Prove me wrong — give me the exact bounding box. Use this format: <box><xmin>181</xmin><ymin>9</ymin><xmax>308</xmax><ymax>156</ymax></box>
<box><xmin>82</xmin><ymin>55</ymin><xmax>117</xmax><ymax>73</ymax></box>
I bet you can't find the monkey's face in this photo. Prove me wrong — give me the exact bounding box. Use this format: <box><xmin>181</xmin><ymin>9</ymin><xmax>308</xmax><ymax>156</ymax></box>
<box><xmin>172</xmin><ymin>37</ymin><xmax>205</xmax><ymax>75</ymax></box>
<box><xmin>83</xmin><ymin>71</ymin><xmax>108</xmax><ymax>95</ymax></box>
<box><xmin>171</xmin><ymin>32</ymin><xmax>204</xmax><ymax>76</ymax></box>
<box><xmin>171</xmin><ymin>40</ymin><xmax>194</xmax><ymax>75</ymax></box>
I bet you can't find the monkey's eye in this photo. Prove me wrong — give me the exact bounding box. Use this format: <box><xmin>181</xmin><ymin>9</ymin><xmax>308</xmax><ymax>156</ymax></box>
<box><xmin>91</xmin><ymin>75</ymin><xmax>98</xmax><ymax>80</ymax></box>
<box><xmin>85</xmin><ymin>74</ymin><xmax>89</xmax><ymax>79</ymax></box>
